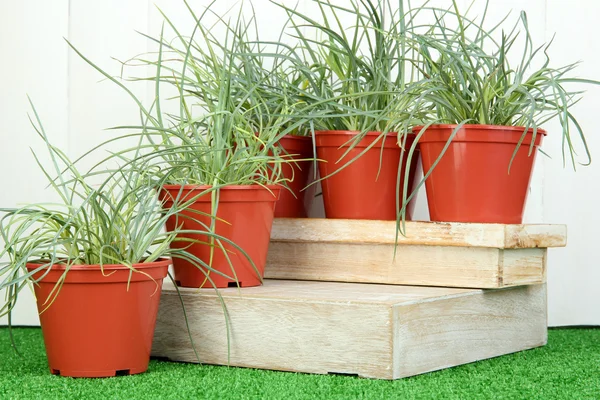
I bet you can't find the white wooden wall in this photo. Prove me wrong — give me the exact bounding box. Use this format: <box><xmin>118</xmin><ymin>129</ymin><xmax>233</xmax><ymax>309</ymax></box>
<box><xmin>1</xmin><ymin>0</ymin><xmax>598</xmax><ymax>326</ymax></box>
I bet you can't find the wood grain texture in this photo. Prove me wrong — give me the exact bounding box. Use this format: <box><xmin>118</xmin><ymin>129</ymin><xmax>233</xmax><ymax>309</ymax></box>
<box><xmin>500</xmin><ymin>248</ymin><xmax>547</xmax><ymax>286</ymax></box>
<box><xmin>265</xmin><ymin>243</ymin><xmax>551</xmax><ymax>288</ymax></box>
<box><xmin>271</xmin><ymin>219</ymin><xmax>567</xmax><ymax>249</ymax></box>
<box><xmin>265</xmin><ymin>219</ymin><xmax>563</xmax><ymax>288</ymax></box>
<box><xmin>393</xmin><ymin>284</ymin><xmax>547</xmax><ymax>378</ymax></box>
<box><xmin>152</xmin><ymin>280</ymin><xmax>547</xmax><ymax>379</ymax></box>
<box><xmin>152</xmin><ymin>280</ymin><xmax>460</xmax><ymax>377</ymax></box>
<box><xmin>265</xmin><ymin>242</ymin><xmax>503</xmax><ymax>288</ymax></box>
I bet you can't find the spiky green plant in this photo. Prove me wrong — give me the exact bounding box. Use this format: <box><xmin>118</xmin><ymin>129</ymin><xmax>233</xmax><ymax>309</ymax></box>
<box><xmin>409</xmin><ymin>1</ymin><xmax>598</xmax><ymax>168</ymax></box>
<box><xmin>66</xmin><ymin>3</ymin><xmax>306</xmax><ymax>191</ymax></box>
<box><xmin>380</xmin><ymin>0</ymin><xmax>599</xmax><ymax>229</ymax></box>
<box><xmin>270</xmin><ymin>0</ymin><xmax>434</xmax><ymax>221</ymax></box>
<box><xmin>60</xmin><ymin>2</ymin><xmax>298</xmax><ymax>299</ymax></box>
<box><xmin>1</xmin><ymin>99</ymin><xmax>268</xmax><ymax>360</ymax></box>
<box><xmin>274</xmin><ymin>0</ymin><xmax>428</xmax><ymax>135</ymax></box>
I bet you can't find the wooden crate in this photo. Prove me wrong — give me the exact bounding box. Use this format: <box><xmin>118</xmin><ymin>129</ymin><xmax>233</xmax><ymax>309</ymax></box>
<box><xmin>264</xmin><ymin>219</ymin><xmax>567</xmax><ymax>289</ymax></box>
<box><xmin>152</xmin><ymin>280</ymin><xmax>547</xmax><ymax>379</ymax></box>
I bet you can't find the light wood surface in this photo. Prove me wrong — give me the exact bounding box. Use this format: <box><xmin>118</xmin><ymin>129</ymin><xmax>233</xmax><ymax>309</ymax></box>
<box><xmin>393</xmin><ymin>283</ymin><xmax>547</xmax><ymax>378</ymax></box>
<box><xmin>265</xmin><ymin>244</ymin><xmax>547</xmax><ymax>288</ymax></box>
<box><xmin>501</xmin><ymin>248</ymin><xmax>547</xmax><ymax>286</ymax></box>
<box><xmin>266</xmin><ymin>243</ymin><xmax>501</xmax><ymax>287</ymax></box>
<box><xmin>152</xmin><ymin>280</ymin><xmax>547</xmax><ymax>379</ymax></box>
<box><xmin>271</xmin><ymin>219</ymin><xmax>567</xmax><ymax>249</ymax></box>
<box><xmin>264</xmin><ymin>219</ymin><xmax>562</xmax><ymax>288</ymax></box>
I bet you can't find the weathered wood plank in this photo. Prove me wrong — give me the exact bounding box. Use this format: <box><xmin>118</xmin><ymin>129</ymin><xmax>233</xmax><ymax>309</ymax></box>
<box><xmin>271</xmin><ymin>219</ymin><xmax>567</xmax><ymax>249</ymax></box>
<box><xmin>152</xmin><ymin>280</ymin><xmax>547</xmax><ymax>379</ymax></box>
<box><xmin>393</xmin><ymin>284</ymin><xmax>547</xmax><ymax>378</ymax></box>
<box><xmin>265</xmin><ymin>242</ymin><xmax>503</xmax><ymax>288</ymax></box>
<box><xmin>500</xmin><ymin>248</ymin><xmax>547</xmax><ymax>286</ymax></box>
<box><xmin>265</xmin><ymin>219</ymin><xmax>562</xmax><ymax>288</ymax></box>
<box><xmin>503</xmin><ymin>224</ymin><xmax>567</xmax><ymax>249</ymax></box>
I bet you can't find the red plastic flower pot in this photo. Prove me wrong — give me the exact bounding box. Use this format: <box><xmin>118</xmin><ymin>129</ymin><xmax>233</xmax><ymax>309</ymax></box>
<box><xmin>274</xmin><ymin>135</ymin><xmax>316</xmax><ymax>218</ymax></box>
<box><xmin>160</xmin><ymin>185</ymin><xmax>280</xmax><ymax>288</ymax></box>
<box><xmin>414</xmin><ymin>124</ymin><xmax>546</xmax><ymax>224</ymax></box>
<box><xmin>315</xmin><ymin>131</ymin><xmax>419</xmax><ymax>220</ymax></box>
<box><xmin>26</xmin><ymin>258</ymin><xmax>170</xmax><ymax>378</ymax></box>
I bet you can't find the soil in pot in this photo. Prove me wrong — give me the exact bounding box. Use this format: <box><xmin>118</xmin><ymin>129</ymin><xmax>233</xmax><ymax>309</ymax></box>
<box><xmin>415</xmin><ymin>124</ymin><xmax>546</xmax><ymax>224</ymax></box>
<box><xmin>315</xmin><ymin>131</ymin><xmax>419</xmax><ymax>220</ymax></box>
<box><xmin>160</xmin><ymin>185</ymin><xmax>280</xmax><ymax>288</ymax></box>
<box><xmin>26</xmin><ymin>258</ymin><xmax>170</xmax><ymax>378</ymax></box>
<box><xmin>273</xmin><ymin>135</ymin><xmax>316</xmax><ymax>218</ymax></box>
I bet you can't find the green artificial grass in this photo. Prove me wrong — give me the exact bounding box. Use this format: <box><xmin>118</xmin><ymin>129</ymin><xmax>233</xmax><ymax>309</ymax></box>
<box><xmin>0</xmin><ymin>328</ymin><xmax>598</xmax><ymax>399</ymax></box>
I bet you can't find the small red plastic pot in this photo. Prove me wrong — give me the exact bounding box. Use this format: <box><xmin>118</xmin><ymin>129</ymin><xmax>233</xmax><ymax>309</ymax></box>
<box><xmin>26</xmin><ymin>258</ymin><xmax>170</xmax><ymax>378</ymax></box>
<box><xmin>160</xmin><ymin>185</ymin><xmax>280</xmax><ymax>288</ymax></box>
<box><xmin>315</xmin><ymin>131</ymin><xmax>419</xmax><ymax>220</ymax></box>
<box><xmin>274</xmin><ymin>135</ymin><xmax>316</xmax><ymax>218</ymax></box>
<box><xmin>415</xmin><ymin>124</ymin><xmax>546</xmax><ymax>224</ymax></box>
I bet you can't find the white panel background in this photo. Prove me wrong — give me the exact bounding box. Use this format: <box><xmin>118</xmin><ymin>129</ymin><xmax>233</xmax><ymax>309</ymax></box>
<box><xmin>0</xmin><ymin>0</ymin><xmax>598</xmax><ymax>326</ymax></box>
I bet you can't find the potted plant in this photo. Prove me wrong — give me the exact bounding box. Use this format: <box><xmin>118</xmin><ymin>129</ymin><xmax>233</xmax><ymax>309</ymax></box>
<box><xmin>409</xmin><ymin>2</ymin><xmax>598</xmax><ymax>223</ymax></box>
<box><xmin>68</xmin><ymin>7</ymin><xmax>299</xmax><ymax>288</ymax></box>
<box><xmin>277</xmin><ymin>0</ymin><xmax>424</xmax><ymax>221</ymax></box>
<box><xmin>265</xmin><ymin>74</ymin><xmax>318</xmax><ymax>219</ymax></box>
<box><xmin>223</xmin><ymin>12</ymin><xmax>318</xmax><ymax>218</ymax></box>
<box><xmin>0</xmin><ymin>103</ymin><xmax>203</xmax><ymax>377</ymax></box>
<box><xmin>179</xmin><ymin>8</ymin><xmax>318</xmax><ymax>218</ymax></box>
<box><xmin>272</xmin><ymin>131</ymin><xmax>316</xmax><ymax>218</ymax></box>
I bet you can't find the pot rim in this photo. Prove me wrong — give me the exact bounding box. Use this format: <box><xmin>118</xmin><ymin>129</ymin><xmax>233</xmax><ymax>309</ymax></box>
<box><xmin>314</xmin><ymin>130</ymin><xmax>416</xmax><ymax>149</ymax></box>
<box><xmin>412</xmin><ymin>124</ymin><xmax>548</xmax><ymax>135</ymax></box>
<box><xmin>315</xmin><ymin>130</ymin><xmax>403</xmax><ymax>136</ymax></box>
<box><xmin>279</xmin><ymin>134</ymin><xmax>312</xmax><ymax>141</ymax></box>
<box><xmin>25</xmin><ymin>257</ymin><xmax>172</xmax><ymax>272</ymax></box>
<box><xmin>161</xmin><ymin>184</ymin><xmax>282</xmax><ymax>191</ymax></box>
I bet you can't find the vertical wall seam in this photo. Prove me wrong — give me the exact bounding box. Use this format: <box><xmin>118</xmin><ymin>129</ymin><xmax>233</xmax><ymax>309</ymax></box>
<box><xmin>541</xmin><ymin>0</ymin><xmax>548</xmax><ymax>223</ymax></box>
<box><xmin>66</xmin><ymin>0</ymin><xmax>72</xmax><ymax>157</ymax></box>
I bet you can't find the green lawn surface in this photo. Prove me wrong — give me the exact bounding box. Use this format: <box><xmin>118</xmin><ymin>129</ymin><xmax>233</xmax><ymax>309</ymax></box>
<box><xmin>0</xmin><ymin>327</ymin><xmax>598</xmax><ymax>399</ymax></box>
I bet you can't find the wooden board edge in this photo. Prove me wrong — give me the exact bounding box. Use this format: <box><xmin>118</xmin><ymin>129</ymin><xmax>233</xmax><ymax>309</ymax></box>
<box><xmin>503</xmin><ymin>224</ymin><xmax>567</xmax><ymax>248</ymax></box>
<box><xmin>391</xmin><ymin>284</ymin><xmax>548</xmax><ymax>379</ymax></box>
<box><xmin>498</xmin><ymin>248</ymin><xmax>547</xmax><ymax>287</ymax></box>
<box><xmin>272</xmin><ymin>218</ymin><xmax>567</xmax><ymax>249</ymax></box>
<box><xmin>152</xmin><ymin>286</ymin><xmax>396</xmax><ymax>378</ymax></box>
<box><xmin>265</xmin><ymin>243</ymin><xmax>508</xmax><ymax>289</ymax></box>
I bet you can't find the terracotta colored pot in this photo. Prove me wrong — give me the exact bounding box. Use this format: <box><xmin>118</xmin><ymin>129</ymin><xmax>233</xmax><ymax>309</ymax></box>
<box><xmin>315</xmin><ymin>131</ymin><xmax>419</xmax><ymax>220</ymax></box>
<box><xmin>160</xmin><ymin>185</ymin><xmax>280</xmax><ymax>288</ymax></box>
<box><xmin>26</xmin><ymin>258</ymin><xmax>170</xmax><ymax>378</ymax></box>
<box><xmin>415</xmin><ymin>124</ymin><xmax>546</xmax><ymax>223</ymax></box>
<box><xmin>274</xmin><ymin>135</ymin><xmax>316</xmax><ymax>218</ymax></box>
